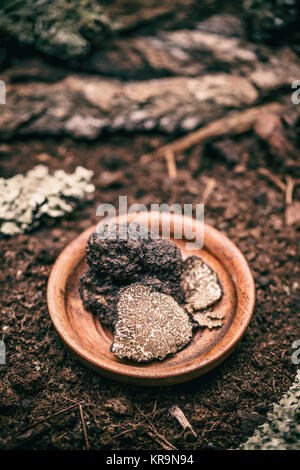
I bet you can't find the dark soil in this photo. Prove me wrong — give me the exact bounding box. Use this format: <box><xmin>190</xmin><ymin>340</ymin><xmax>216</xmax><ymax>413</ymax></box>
<box><xmin>0</xmin><ymin>132</ymin><xmax>299</xmax><ymax>450</ymax></box>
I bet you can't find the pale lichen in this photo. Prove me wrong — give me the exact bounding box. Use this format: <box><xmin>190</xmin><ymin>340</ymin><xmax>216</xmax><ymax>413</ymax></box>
<box><xmin>0</xmin><ymin>165</ymin><xmax>94</xmax><ymax>235</ymax></box>
<box><xmin>239</xmin><ymin>370</ymin><xmax>300</xmax><ymax>450</ymax></box>
<box><xmin>0</xmin><ymin>0</ymin><xmax>111</xmax><ymax>61</ymax></box>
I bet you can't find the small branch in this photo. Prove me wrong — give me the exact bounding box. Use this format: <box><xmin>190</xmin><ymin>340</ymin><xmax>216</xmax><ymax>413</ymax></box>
<box><xmin>165</xmin><ymin>150</ymin><xmax>177</xmax><ymax>179</ymax></box>
<box><xmin>258</xmin><ymin>168</ymin><xmax>286</xmax><ymax>193</ymax></box>
<box><xmin>79</xmin><ymin>403</ymin><xmax>89</xmax><ymax>449</ymax></box>
<box><xmin>285</xmin><ymin>176</ymin><xmax>295</xmax><ymax>205</ymax></box>
<box><xmin>141</xmin><ymin>102</ymin><xmax>283</xmax><ymax>160</ymax></box>
<box><xmin>285</xmin><ymin>176</ymin><xmax>300</xmax><ymax>226</ymax></box>
<box><xmin>20</xmin><ymin>315</ymin><xmax>28</xmax><ymax>333</ymax></box>
<box><xmin>111</xmin><ymin>425</ymin><xmax>141</xmax><ymax>440</ymax></box>
<box><xmin>16</xmin><ymin>404</ymin><xmax>78</xmax><ymax>436</ymax></box>
<box><xmin>202</xmin><ymin>177</ymin><xmax>216</xmax><ymax>204</ymax></box>
<box><xmin>146</xmin><ymin>430</ymin><xmax>176</xmax><ymax>451</ymax></box>
<box><xmin>135</xmin><ymin>405</ymin><xmax>177</xmax><ymax>451</ymax></box>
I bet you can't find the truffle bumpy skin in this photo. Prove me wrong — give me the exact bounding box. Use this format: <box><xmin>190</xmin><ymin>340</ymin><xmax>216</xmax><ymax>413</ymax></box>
<box><xmin>86</xmin><ymin>222</ymin><xmax>183</xmax><ymax>283</ymax></box>
<box><xmin>142</xmin><ymin>237</ymin><xmax>183</xmax><ymax>283</ymax></box>
<box><xmin>86</xmin><ymin>224</ymin><xmax>143</xmax><ymax>282</ymax></box>
<box><xmin>111</xmin><ymin>284</ymin><xmax>194</xmax><ymax>363</ymax></box>
<box><xmin>79</xmin><ymin>269</ymin><xmax>119</xmax><ymax>326</ymax></box>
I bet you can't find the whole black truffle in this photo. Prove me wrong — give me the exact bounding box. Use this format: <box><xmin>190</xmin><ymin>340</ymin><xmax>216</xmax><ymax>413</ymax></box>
<box><xmin>137</xmin><ymin>275</ymin><xmax>180</xmax><ymax>297</ymax></box>
<box><xmin>142</xmin><ymin>237</ymin><xmax>183</xmax><ymax>282</ymax></box>
<box><xmin>86</xmin><ymin>222</ymin><xmax>183</xmax><ymax>284</ymax></box>
<box><xmin>86</xmin><ymin>223</ymin><xmax>144</xmax><ymax>282</ymax></box>
<box><xmin>79</xmin><ymin>269</ymin><xmax>119</xmax><ymax>326</ymax></box>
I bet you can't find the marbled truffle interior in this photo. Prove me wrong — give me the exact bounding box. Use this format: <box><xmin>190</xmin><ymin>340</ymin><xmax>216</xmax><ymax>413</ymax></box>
<box><xmin>111</xmin><ymin>284</ymin><xmax>193</xmax><ymax>362</ymax></box>
<box><xmin>181</xmin><ymin>256</ymin><xmax>223</xmax><ymax>329</ymax></box>
<box><xmin>181</xmin><ymin>256</ymin><xmax>222</xmax><ymax>310</ymax></box>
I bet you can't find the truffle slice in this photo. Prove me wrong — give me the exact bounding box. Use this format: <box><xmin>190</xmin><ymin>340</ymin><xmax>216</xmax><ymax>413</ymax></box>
<box><xmin>181</xmin><ymin>256</ymin><xmax>222</xmax><ymax>311</ymax></box>
<box><xmin>79</xmin><ymin>269</ymin><xmax>181</xmax><ymax>327</ymax></box>
<box><xmin>111</xmin><ymin>284</ymin><xmax>193</xmax><ymax>362</ymax></box>
<box><xmin>192</xmin><ymin>309</ymin><xmax>224</xmax><ymax>329</ymax></box>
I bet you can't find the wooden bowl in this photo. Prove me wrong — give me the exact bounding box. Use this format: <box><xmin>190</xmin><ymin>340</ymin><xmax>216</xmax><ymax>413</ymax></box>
<box><xmin>47</xmin><ymin>211</ymin><xmax>255</xmax><ymax>386</ymax></box>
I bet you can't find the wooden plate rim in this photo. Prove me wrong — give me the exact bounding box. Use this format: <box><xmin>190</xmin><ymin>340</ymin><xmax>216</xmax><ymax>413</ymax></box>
<box><xmin>47</xmin><ymin>212</ymin><xmax>255</xmax><ymax>383</ymax></box>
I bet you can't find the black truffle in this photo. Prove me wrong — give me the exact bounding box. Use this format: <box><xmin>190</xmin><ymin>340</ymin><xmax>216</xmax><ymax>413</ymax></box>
<box><xmin>86</xmin><ymin>222</ymin><xmax>183</xmax><ymax>282</ymax></box>
<box><xmin>111</xmin><ymin>284</ymin><xmax>194</xmax><ymax>362</ymax></box>
<box><xmin>80</xmin><ymin>222</ymin><xmax>184</xmax><ymax>326</ymax></box>
<box><xmin>79</xmin><ymin>269</ymin><xmax>119</xmax><ymax>326</ymax></box>
<box><xmin>79</xmin><ymin>269</ymin><xmax>181</xmax><ymax>327</ymax></box>
<box><xmin>141</xmin><ymin>237</ymin><xmax>183</xmax><ymax>283</ymax></box>
<box><xmin>86</xmin><ymin>223</ymin><xmax>144</xmax><ymax>282</ymax></box>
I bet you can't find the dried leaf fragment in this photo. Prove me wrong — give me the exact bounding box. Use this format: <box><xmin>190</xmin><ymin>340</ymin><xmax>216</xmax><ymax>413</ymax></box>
<box><xmin>169</xmin><ymin>406</ymin><xmax>197</xmax><ymax>437</ymax></box>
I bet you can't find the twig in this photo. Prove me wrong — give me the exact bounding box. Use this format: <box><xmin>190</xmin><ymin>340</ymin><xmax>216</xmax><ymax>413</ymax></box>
<box><xmin>20</xmin><ymin>315</ymin><xmax>28</xmax><ymax>333</ymax></box>
<box><xmin>16</xmin><ymin>404</ymin><xmax>78</xmax><ymax>436</ymax></box>
<box><xmin>258</xmin><ymin>168</ymin><xmax>286</xmax><ymax>192</ymax></box>
<box><xmin>135</xmin><ymin>405</ymin><xmax>177</xmax><ymax>451</ymax></box>
<box><xmin>151</xmin><ymin>387</ymin><xmax>162</xmax><ymax>419</ymax></box>
<box><xmin>285</xmin><ymin>176</ymin><xmax>295</xmax><ymax>205</ymax></box>
<box><xmin>151</xmin><ymin>400</ymin><xmax>158</xmax><ymax>419</ymax></box>
<box><xmin>165</xmin><ymin>150</ymin><xmax>177</xmax><ymax>179</ymax></box>
<box><xmin>285</xmin><ymin>176</ymin><xmax>300</xmax><ymax>225</ymax></box>
<box><xmin>112</xmin><ymin>424</ymin><xmax>142</xmax><ymax>440</ymax></box>
<box><xmin>202</xmin><ymin>177</ymin><xmax>216</xmax><ymax>203</ymax></box>
<box><xmin>141</xmin><ymin>102</ymin><xmax>283</xmax><ymax>160</ymax></box>
<box><xmin>146</xmin><ymin>430</ymin><xmax>176</xmax><ymax>451</ymax></box>
<box><xmin>79</xmin><ymin>403</ymin><xmax>89</xmax><ymax>449</ymax></box>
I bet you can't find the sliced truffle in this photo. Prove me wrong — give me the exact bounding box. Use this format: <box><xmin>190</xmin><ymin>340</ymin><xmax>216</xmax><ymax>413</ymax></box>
<box><xmin>181</xmin><ymin>256</ymin><xmax>222</xmax><ymax>311</ymax></box>
<box><xmin>111</xmin><ymin>284</ymin><xmax>193</xmax><ymax>362</ymax></box>
<box><xmin>192</xmin><ymin>309</ymin><xmax>224</xmax><ymax>329</ymax></box>
<box><xmin>79</xmin><ymin>270</ymin><xmax>181</xmax><ymax>327</ymax></box>
<box><xmin>86</xmin><ymin>223</ymin><xmax>145</xmax><ymax>282</ymax></box>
